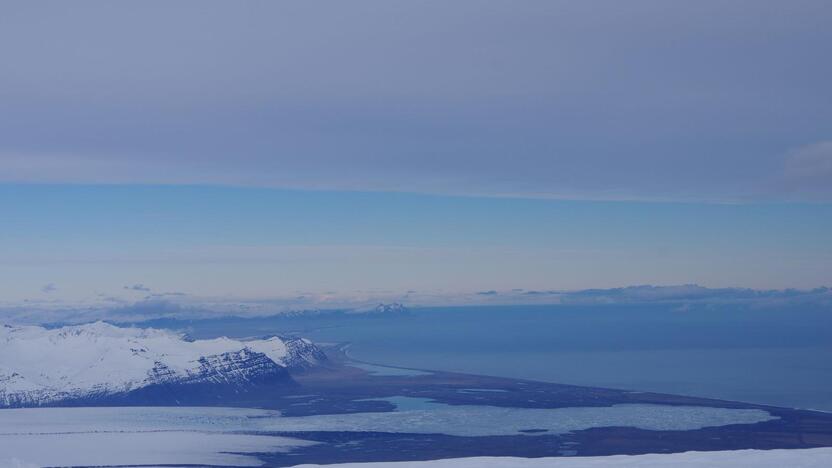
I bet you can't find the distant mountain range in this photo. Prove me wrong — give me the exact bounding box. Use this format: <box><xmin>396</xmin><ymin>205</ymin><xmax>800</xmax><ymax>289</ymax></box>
<box><xmin>367</xmin><ymin>303</ymin><xmax>409</xmax><ymax>314</ymax></box>
<box><xmin>270</xmin><ymin>302</ymin><xmax>410</xmax><ymax>318</ymax></box>
<box><xmin>0</xmin><ymin>322</ymin><xmax>325</xmax><ymax>408</ymax></box>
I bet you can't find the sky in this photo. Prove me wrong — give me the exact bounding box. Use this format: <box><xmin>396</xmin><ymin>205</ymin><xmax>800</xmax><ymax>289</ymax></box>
<box><xmin>0</xmin><ymin>1</ymin><xmax>830</xmax><ymax>313</ymax></box>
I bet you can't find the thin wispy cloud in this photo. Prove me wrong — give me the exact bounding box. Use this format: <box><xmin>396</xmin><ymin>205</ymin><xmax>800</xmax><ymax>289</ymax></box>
<box><xmin>783</xmin><ymin>141</ymin><xmax>832</xmax><ymax>198</ymax></box>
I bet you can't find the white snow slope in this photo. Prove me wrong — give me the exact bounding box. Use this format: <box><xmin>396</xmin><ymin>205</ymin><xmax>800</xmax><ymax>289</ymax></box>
<box><xmin>289</xmin><ymin>448</ymin><xmax>832</xmax><ymax>468</ymax></box>
<box><xmin>0</xmin><ymin>321</ymin><xmax>321</xmax><ymax>406</ymax></box>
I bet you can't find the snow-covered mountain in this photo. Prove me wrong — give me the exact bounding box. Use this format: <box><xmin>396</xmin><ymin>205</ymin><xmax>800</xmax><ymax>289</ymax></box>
<box><xmin>277</xmin><ymin>303</ymin><xmax>410</xmax><ymax>318</ymax></box>
<box><xmin>370</xmin><ymin>303</ymin><xmax>408</xmax><ymax>315</ymax></box>
<box><xmin>345</xmin><ymin>303</ymin><xmax>409</xmax><ymax>315</ymax></box>
<box><xmin>0</xmin><ymin>322</ymin><xmax>325</xmax><ymax>408</ymax></box>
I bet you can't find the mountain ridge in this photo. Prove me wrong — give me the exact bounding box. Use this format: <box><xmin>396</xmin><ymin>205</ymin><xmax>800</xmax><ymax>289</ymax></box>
<box><xmin>0</xmin><ymin>322</ymin><xmax>324</xmax><ymax>408</ymax></box>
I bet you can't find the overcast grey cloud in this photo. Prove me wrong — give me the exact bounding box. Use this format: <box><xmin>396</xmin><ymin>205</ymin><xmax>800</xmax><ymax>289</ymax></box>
<box><xmin>0</xmin><ymin>0</ymin><xmax>830</xmax><ymax>201</ymax></box>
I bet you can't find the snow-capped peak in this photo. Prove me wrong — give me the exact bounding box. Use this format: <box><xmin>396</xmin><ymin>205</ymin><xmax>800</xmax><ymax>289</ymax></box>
<box><xmin>0</xmin><ymin>322</ymin><xmax>324</xmax><ymax>407</ymax></box>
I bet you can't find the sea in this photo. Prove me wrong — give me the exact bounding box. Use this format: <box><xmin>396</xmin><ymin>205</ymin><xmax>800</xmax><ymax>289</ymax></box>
<box><xmin>172</xmin><ymin>303</ymin><xmax>832</xmax><ymax>411</ymax></box>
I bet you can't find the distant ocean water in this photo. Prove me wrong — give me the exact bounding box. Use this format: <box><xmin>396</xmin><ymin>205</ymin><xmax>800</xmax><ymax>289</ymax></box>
<box><xmin>178</xmin><ymin>304</ymin><xmax>832</xmax><ymax>411</ymax></box>
<box><xmin>306</xmin><ymin>305</ymin><xmax>832</xmax><ymax>411</ymax></box>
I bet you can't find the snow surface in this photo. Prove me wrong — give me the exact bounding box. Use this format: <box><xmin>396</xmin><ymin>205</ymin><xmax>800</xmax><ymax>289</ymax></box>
<box><xmin>0</xmin><ymin>460</ymin><xmax>37</xmax><ymax>468</ymax></box>
<box><xmin>0</xmin><ymin>406</ymin><xmax>313</xmax><ymax>466</ymax></box>
<box><xmin>0</xmin><ymin>402</ymin><xmax>776</xmax><ymax>441</ymax></box>
<box><xmin>0</xmin><ymin>322</ymin><xmax>309</xmax><ymax>405</ymax></box>
<box><xmin>287</xmin><ymin>448</ymin><xmax>832</xmax><ymax>468</ymax></box>
<box><xmin>0</xmin><ymin>406</ymin><xmax>279</xmax><ymax>434</ymax></box>
<box><xmin>4</xmin><ymin>449</ymin><xmax>830</xmax><ymax>468</ymax></box>
<box><xmin>0</xmin><ymin>402</ymin><xmax>779</xmax><ymax>466</ymax></box>
<box><xmin>0</xmin><ymin>432</ymin><xmax>310</xmax><ymax>467</ymax></box>
<box><xmin>258</xmin><ymin>396</ymin><xmax>775</xmax><ymax>437</ymax></box>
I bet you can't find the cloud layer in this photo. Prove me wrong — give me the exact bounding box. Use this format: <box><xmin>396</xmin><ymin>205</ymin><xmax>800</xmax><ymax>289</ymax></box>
<box><xmin>2</xmin><ymin>284</ymin><xmax>830</xmax><ymax>325</ymax></box>
<box><xmin>0</xmin><ymin>1</ymin><xmax>830</xmax><ymax>201</ymax></box>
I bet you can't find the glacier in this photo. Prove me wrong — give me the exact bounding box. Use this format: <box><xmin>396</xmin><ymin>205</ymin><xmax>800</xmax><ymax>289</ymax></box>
<box><xmin>0</xmin><ymin>403</ymin><xmax>779</xmax><ymax>466</ymax></box>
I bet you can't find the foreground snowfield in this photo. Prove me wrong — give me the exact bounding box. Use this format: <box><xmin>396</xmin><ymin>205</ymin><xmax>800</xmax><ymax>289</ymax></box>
<box><xmin>3</xmin><ymin>448</ymin><xmax>830</xmax><ymax>468</ymax></box>
<box><xmin>289</xmin><ymin>448</ymin><xmax>832</xmax><ymax>468</ymax></box>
